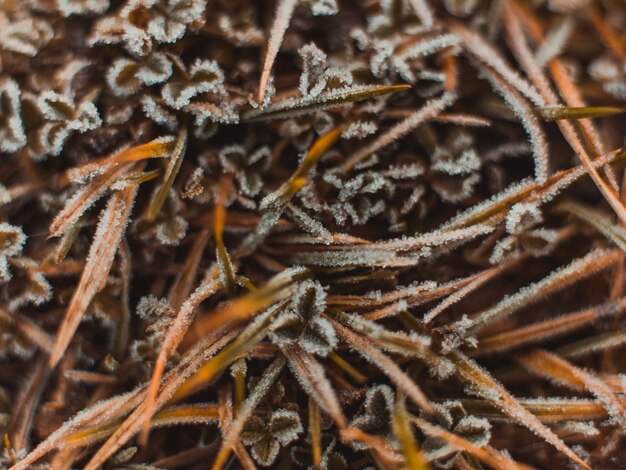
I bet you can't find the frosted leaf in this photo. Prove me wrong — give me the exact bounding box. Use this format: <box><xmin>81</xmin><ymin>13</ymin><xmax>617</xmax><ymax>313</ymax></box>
<box><xmin>561</xmin><ymin>421</ymin><xmax>599</xmax><ymax>437</ymax></box>
<box><xmin>298</xmin><ymin>42</ymin><xmax>353</xmax><ymax>100</ymax></box>
<box><xmin>241</xmin><ymin>409</ymin><xmax>302</xmax><ymax>467</ymax></box>
<box><xmin>269</xmin><ymin>409</ymin><xmax>303</xmax><ymax>445</ymax></box>
<box><xmin>588</xmin><ymin>55</ymin><xmax>626</xmax><ymax>100</ymax></box>
<box><xmin>140</xmin><ymin>95</ymin><xmax>178</xmax><ymax>130</ymax></box>
<box><xmin>443</xmin><ymin>0</ymin><xmax>479</xmax><ymax>16</ymax></box>
<box><xmin>305</xmin><ymin>0</ymin><xmax>338</xmax><ymax>16</ymax></box>
<box><xmin>136</xmin><ymin>295</ymin><xmax>173</xmax><ymax>322</ymax></box>
<box><xmin>181</xmin><ymin>167</ymin><xmax>206</xmax><ymax>199</ymax></box>
<box><xmin>270</xmin><ymin>279</ymin><xmax>336</xmax><ymax>356</ymax></box>
<box><xmin>6</xmin><ymin>257</ymin><xmax>53</xmax><ymax>311</ymax></box>
<box><xmin>341</xmin><ymin>121</ymin><xmax>377</xmax><ymax>140</ymax></box>
<box><xmin>430</xmin><ymin>131</ymin><xmax>482</xmax><ymax>203</ymax></box>
<box><xmin>37</xmin><ymin>91</ymin><xmax>102</xmax><ymax>156</ymax></box>
<box><xmin>145</xmin><ymin>0</ymin><xmax>207</xmax><ymax>44</ymax></box>
<box><xmin>216</xmin><ymin>10</ymin><xmax>264</xmax><ymax>46</ymax></box>
<box><xmin>0</xmin><ymin>223</ymin><xmax>26</xmax><ymax>258</ymax></box>
<box><xmin>155</xmin><ymin>215</ymin><xmax>188</xmax><ymax>245</ymax></box>
<box><xmin>349</xmin><ymin>384</ymin><xmax>395</xmax><ymax>450</ymax></box>
<box><xmin>106</xmin><ymin>53</ymin><xmax>173</xmax><ymax>97</ymax></box>
<box><xmin>58</xmin><ymin>0</ymin><xmax>110</xmax><ymax>16</ymax></box>
<box><xmin>89</xmin><ymin>16</ymin><xmax>153</xmax><ymax>56</ymax></box>
<box><xmin>161</xmin><ymin>59</ymin><xmax>225</xmax><ymax>110</ymax></box>
<box><xmin>218</xmin><ymin>144</ymin><xmax>271</xmax><ymax>197</ymax></box>
<box><xmin>505</xmin><ymin>202</ymin><xmax>543</xmax><ymax>234</ymax></box>
<box><xmin>0</xmin><ymin>78</ymin><xmax>27</xmax><ymax>153</ymax></box>
<box><xmin>0</xmin><ymin>16</ymin><xmax>53</xmax><ymax>56</ymax></box>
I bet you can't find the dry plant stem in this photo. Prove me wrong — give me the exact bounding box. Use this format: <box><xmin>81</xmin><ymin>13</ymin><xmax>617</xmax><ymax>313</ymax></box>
<box><xmin>503</xmin><ymin>4</ymin><xmax>626</xmax><ymax>222</ymax></box>
<box><xmin>258</xmin><ymin>0</ymin><xmax>297</xmax><ymax>103</ymax></box>
<box><xmin>448</xmin><ymin>351</ymin><xmax>591</xmax><ymax>470</ymax></box>
<box><xmin>48</xmin><ymin>183</ymin><xmax>139</xmax><ymax>368</ymax></box>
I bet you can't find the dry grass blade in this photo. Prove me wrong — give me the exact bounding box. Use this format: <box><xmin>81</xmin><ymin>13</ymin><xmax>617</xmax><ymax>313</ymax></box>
<box><xmin>245</xmin><ymin>84</ymin><xmax>411</xmax><ymax>122</ymax></box>
<box><xmin>555</xmin><ymin>331</ymin><xmax>626</xmax><ymax>359</ymax></box>
<box><xmin>559</xmin><ymin>202</ymin><xmax>626</xmax><ymax>254</ymax></box>
<box><xmin>439</xmin><ymin>148</ymin><xmax>626</xmax><ymax>231</ymax></box>
<box><xmin>466</xmin><ymin>248</ymin><xmax>620</xmax><ymax>334</ymax></box>
<box><xmin>183</xmin><ymin>268</ymin><xmax>309</xmax><ymax>345</ymax></box>
<box><xmin>332</xmin><ymin>320</ymin><xmax>435</xmax><ymax>415</ymax></box>
<box><xmin>474</xmin><ymin>297</ymin><xmax>626</xmax><ymax>356</ymax></box>
<box><xmin>340</xmin><ymin>92</ymin><xmax>456</xmax><ymax>172</ymax></box>
<box><xmin>257</xmin><ymin>0</ymin><xmax>297</xmax><ymax>104</ymax></box>
<box><xmin>535</xmin><ymin>106</ymin><xmax>625</xmax><ymax>121</ymax></box>
<box><xmin>139</xmin><ymin>269</ymin><xmax>221</xmax><ymax>446</ymax></box>
<box><xmin>79</xmin><ymin>328</ymin><xmax>239</xmax><ymax>470</ymax></box>
<box><xmin>145</xmin><ymin>122</ymin><xmax>188</xmax><ymax>221</ymax></box>
<box><xmin>448</xmin><ymin>351</ymin><xmax>591</xmax><ymax>470</ymax></box>
<box><xmin>516</xmin><ymin>349</ymin><xmax>626</xmax><ymax>422</ymax></box>
<box><xmin>48</xmin><ymin>184</ymin><xmax>138</xmax><ymax>368</ymax></box>
<box><xmin>212</xmin><ymin>356</ymin><xmax>285</xmax><ymax>470</ymax></box>
<box><xmin>308</xmin><ymin>398</ymin><xmax>322</xmax><ymax>470</ymax></box>
<box><xmin>411</xmin><ymin>416</ymin><xmax>529</xmax><ymax>470</ymax></box>
<box><xmin>460</xmin><ymin>398</ymin><xmax>609</xmax><ymax>423</ymax></box>
<box><xmin>283</xmin><ymin>344</ymin><xmax>347</xmax><ymax>428</ymax></box>
<box><xmin>392</xmin><ymin>394</ymin><xmax>429</xmax><ymax>470</ymax></box>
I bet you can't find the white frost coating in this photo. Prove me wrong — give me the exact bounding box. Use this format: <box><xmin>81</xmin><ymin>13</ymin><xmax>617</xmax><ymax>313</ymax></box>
<box><xmin>505</xmin><ymin>202</ymin><xmax>543</xmax><ymax>234</ymax></box>
<box><xmin>536</xmin><ymin>18</ymin><xmax>574</xmax><ymax>66</ymax></box>
<box><xmin>306</xmin><ymin>0</ymin><xmax>339</xmax><ymax>16</ymax></box>
<box><xmin>341</xmin><ymin>92</ymin><xmax>457</xmax><ymax>171</ymax></box>
<box><xmin>561</xmin><ymin>421</ymin><xmax>599</xmax><ymax>437</ymax></box>
<box><xmin>454</xmin><ymin>24</ymin><xmax>545</xmax><ymax>106</ymax></box>
<box><xmin>269</xmin><ymin>408</ymin><xmax>303</xmax><ymax>444</ymax></box>
<box><xmin>58</xmin><ymin>0</ymin><xmax>110</xmax><ymax>16</ymax></box>
<box><xmin>141</xmin><ymin>95</ymin><xmax>178</xmax><ymax>130</ymax></box>
<box><xmin>477</xmin><ymin>63</ymin><xmax>549</xmax><ymax>183</ymax></box>
<box><xmin>0</xmin><ymin>78</ymin><xmax>27</xmax><ymax>153</ymax></box>
<box><xmin>0</xmin><ymin>16</ymin><xmax>53</xmax><ymax>56</ymax></box>
<box><xmin>161</xmin><ymin>59</ymin><xmax>225</xmax><ymax>110</ymax></box>
<box><xmin>467</xmin><ymin>248</ymin><xmax>612</xmax><ymax>333</ymax></box>
<box><xmin>0</xmin><ymin>223</ymin><xmax>26</xmax><ymax>257</ymax></box>
<box><xmin>407</xmin><ymin>0</ymin><xmax>435</xmax><ymax>29</ymax></box>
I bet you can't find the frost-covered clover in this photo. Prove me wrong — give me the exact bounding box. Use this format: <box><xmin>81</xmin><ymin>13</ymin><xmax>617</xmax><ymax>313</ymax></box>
<box><xmin>588</xmin><ymin>55</ymin><xmax>626</xmax><ymax>101</ymax></box>
<box><xmin>429</xmin><ymin>130</ymin><xmax>481</xmax><ymax>203</ymax></box>
<box><xmin>241</xmin><ymin>409</ymin><xmax>303</xmax><ymax>467</ymax></box>
<box><xmin>130</xmin><ymin>295</ymin><xmax>176</xmax><ymax>363</ymax></box>
<box><xmin>422</xmin><ymin>400</ymin><xmax>491</xmax><ymax>467</ymax></box>
<box><xmin>141</xmin><ymin>57</ymin><xmax>238</xmax><ymax>138</ymax></box>
<box><xmin>0</xmin><ymin>78</ymin><xmax>27</xmax><ymax>153</ymax></box>
<box><xmin>106</xmin><ymin>52</ymin><xmax>173</xmax><ymax>97</ymax></box>
<box><xmin>490</xmin><ymin>202</ymin><xmax>558</xmax><ymax>264</ymax></box>
<box><xmin>218</xmin><ymin>144</ymin><xmax>271</xmax><ymax>198</ymax></box>
<box><xmin>91</xmin><ymin>0</ymin><xmax>206</xmax><ymax>56</ymax></box>
<box><xmin>58</xmin><ymin>0</ymin><xmax>110</xmax><ymax>16</ymax></box>
<box><xmin>0</xmin><ymin>224</ymin><xmax>51</xmax><ymax>312</ymax></box>
<box><xmin>270</xmin><ymin>279</ymin><xmax>337</xmax><ymax>356</ymax></box>
<box><xmin>34</xmin><ymin>91</ymin><xmax>102</xmax><ymax>157</ymax></box>
<box><xmin>291</xmin><ymin>434</ymin><xmax>347</xmax><ymax>470</ymax></box>
<box><xmin>349</xmin><ymin>384</ymin><xmax>395</xmax><ymax>450</ymax></box>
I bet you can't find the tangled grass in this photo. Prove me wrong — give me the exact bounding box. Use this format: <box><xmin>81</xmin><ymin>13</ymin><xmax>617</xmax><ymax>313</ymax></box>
<box><xmin>1</xmin><ymin>0</ymin><xmax>626</xmax><ymax>469</ymax></box>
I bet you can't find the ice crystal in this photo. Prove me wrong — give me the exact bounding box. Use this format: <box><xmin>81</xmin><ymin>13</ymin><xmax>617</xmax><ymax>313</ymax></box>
<box><xmin>0</xmin><ymin>78</ymin><xmax>27</xmax><ymax>153</ymax></box>
<box><xmin>349</xmin><ymin>384</ymin><xmax>395</xmax><ymax>450</ymax></box>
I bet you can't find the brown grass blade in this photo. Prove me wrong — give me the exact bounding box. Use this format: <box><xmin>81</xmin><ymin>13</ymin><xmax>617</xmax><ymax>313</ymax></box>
<box><xmin>283</xmin><ymin>344</ymin><xmax>347</xmax><ymax>428</ymax></box>
<box><xmin>392</xmin><ymin>394</ymin><xmax>429</xmax><ymax>470</ymax></box>
<box><xmin>474</xmin><ymin>297</ymin><xmax>626</xmax><ymax>356</ymax></box>
<box><xmin>448</xmin><ymin>351</ymin><xmax>591</xmax><ymax>470</ymax></box>
<box><xmin>517</xmin><ymin>349</ymin><xmax>626</xmax><ymax>422</ymax></box>
<box><xmin>332</xmin><ymin>320</ymin><xmax>435</xmax><ymax>415</ymax></box>
<box><xmin>48</xmin><ymin>184</ymin><xmax>139</xmax><ymax>368</ymax></box>
<box><xmin>257</xmin><ymin>0</ymin><xmax>297</xmax><ymax>104</ymax></box>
